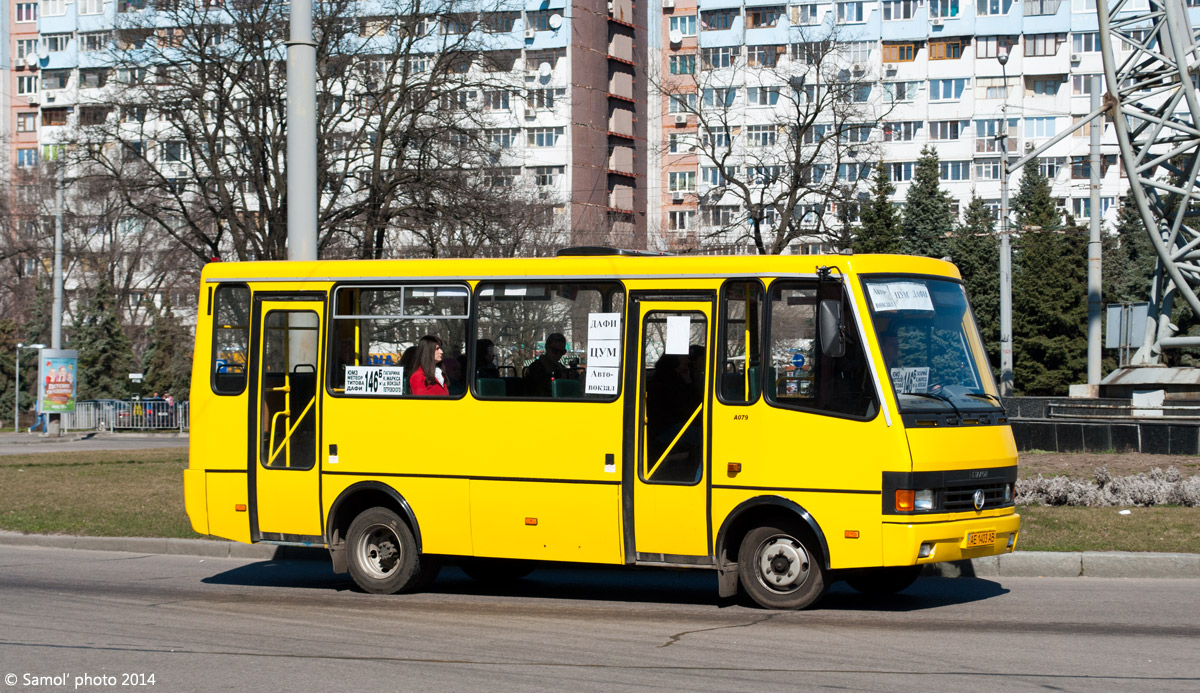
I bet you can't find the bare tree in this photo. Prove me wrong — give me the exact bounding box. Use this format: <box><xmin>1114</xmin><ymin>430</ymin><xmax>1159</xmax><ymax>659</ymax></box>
<box><xmin>655</xmin><ymin>23</ymin><xmax>894</xmax><ymax>254</ymax></box>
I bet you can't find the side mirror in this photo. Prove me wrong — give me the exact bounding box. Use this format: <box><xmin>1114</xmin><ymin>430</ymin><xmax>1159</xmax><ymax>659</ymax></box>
<box><xmin>819</xmin><ymin>299</ymin><xmax>846</xmax><ymax>358</ymax></box>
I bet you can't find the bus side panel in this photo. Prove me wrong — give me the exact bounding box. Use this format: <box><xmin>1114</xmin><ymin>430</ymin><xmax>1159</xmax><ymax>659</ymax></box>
<box><xmin>710</xmin><ymin>402</ymin><xmax>908</xmax><ymax>569</ymax></box>
<box><xmin>321</xmin><ymin>475</ymin><xmax>472</xmax><ymax>555</ymax></box>
<box><xmin>183</xmin><ymin>468</ymin><xmax>208</xmax><ymax>535</ymax></box>
<box><xmin>206</xmin><ymin>471</ymin><xmax>250</xmax><ymax>543</ymax></box>
<box><xmin>470</xmin><ymin>481</ymin><xmax>621</xmax><ymax>563</ymax></box>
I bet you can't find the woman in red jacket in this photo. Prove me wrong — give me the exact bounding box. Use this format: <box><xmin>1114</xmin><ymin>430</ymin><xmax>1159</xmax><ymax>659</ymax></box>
<box><xmin>409</xmin><ymin>335</ymin><xmax>449</xmax><ymax>396</ymax></box>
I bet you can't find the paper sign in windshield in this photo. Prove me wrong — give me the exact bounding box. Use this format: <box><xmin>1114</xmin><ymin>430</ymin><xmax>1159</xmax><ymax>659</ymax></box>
<box><xmin>345</xmin><ymin>366</ymin><xmax>406</xmax><ymax>396</ymax></box>
<box><xmin>869</xmin><ymin>282</ymin><xmax>934</xmax><ymax>312</ymax></box>
<box><xmin>890</xmin><ymin>367</ymin><xmax>930</xmax><ymax>394</ymax></box>
<box><xmin>586</xmin><ymin>312</ymin><xmax>622</xmax><ymax>395</ymax></box>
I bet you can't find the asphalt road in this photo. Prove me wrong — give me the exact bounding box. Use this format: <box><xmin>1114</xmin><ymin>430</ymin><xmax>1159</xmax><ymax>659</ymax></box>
<box><xmin>0</xmin><ymin>435</ymin><xmax>188</xmax><ymax>456</ymax></box>
<box><xmin>0</xmin><ymin>546</ymin><xmax>1196</xmax><ymax>691</ymax></box>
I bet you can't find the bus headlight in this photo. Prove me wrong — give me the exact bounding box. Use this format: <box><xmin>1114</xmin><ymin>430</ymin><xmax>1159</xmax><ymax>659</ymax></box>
<box><xmin>914</xmin><ymin>489</ymin><xmax>934</xmax><ymax>511</ymax></box>
<box><xmin>1004</xmin><ymin>483</ymin><xmax>1012</xmax><ymax>502</ymax></box>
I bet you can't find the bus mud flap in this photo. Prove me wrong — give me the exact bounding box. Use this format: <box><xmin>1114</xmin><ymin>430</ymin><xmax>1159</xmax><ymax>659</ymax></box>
<box><xmin>717</xmin><ymin>561</ymin><xmax>739</xmax><ymax>598</ymax></box>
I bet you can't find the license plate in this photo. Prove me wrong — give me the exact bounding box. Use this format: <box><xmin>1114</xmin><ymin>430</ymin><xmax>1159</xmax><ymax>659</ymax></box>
<box><xmin>966</xmin><ymin>530</ymin><xmax>995</xmax><ymax>548</ymax></box>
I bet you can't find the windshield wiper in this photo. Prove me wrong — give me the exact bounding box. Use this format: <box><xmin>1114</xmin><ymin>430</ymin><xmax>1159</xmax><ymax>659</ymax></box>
<box><xmin>901</xmin><ymin>391</ymin><xmax>963</xmax><ymax>418</ymax></box>
<box><xmin>963</xmin><ymin>392</ymin><xmax>1004</xmax><ymax>408</ymax></box>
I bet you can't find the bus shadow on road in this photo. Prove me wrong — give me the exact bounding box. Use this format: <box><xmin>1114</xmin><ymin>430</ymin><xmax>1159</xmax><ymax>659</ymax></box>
<box><xmin>202</xmin><ymin>559</ymin><xmax>1008</xmax><ymax>611</ymax></box>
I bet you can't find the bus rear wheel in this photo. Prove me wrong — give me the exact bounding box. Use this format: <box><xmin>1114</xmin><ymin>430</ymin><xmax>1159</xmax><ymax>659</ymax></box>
<box><xmin>844</xmin><ymin>566</ymin><xmax>923</xmax><ymax>596</ymax></box>
<box><xmin>738</xmin><ymin>524</ymin><xmax>828</xmax><ymax>610</ymax></box>
<box><xmin>346</xmin><ymin>507</ymin><xmax>436</xmax><ymax>594</ymax></box>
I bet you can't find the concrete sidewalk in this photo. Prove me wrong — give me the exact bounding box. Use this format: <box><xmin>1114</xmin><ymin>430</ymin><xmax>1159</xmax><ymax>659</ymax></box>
<box><xmin>0</xmin><ymin>531</ymin><xmax>1196</xmax><ymax>578</ymax></box>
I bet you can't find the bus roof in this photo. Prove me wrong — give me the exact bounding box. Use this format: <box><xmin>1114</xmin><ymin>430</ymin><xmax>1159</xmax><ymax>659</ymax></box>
<box><xmin>199</xmin><ymin>253</ymin><xmax>961</xmax><ymax>285</ymax></box>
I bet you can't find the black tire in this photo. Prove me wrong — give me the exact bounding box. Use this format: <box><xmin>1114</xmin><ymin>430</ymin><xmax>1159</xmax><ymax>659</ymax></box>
<box><xmin>844</xmin><ymin>566</ymin><xmax>922</xmax><ymax>596</ymax></box>
<box><xmin>346</xmin><ymin>507</ymin><xmax>437</xmax><ymax>595</ymax></box>
<box><xmin>460</xmin><ymin>558</ymin><xmax>536</xmax><ymax>583</ymax></box>
<box><xmin>738</xmin><ymin>524</ymin><xmax>828</xmax><ymax>610</ymax></box>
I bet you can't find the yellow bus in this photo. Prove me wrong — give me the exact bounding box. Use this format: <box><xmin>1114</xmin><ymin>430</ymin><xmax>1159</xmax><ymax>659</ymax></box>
<box><xmin>184</xmin><ymin>249</ymin><xmax>1019</xmax><ymax>609</ymax></box>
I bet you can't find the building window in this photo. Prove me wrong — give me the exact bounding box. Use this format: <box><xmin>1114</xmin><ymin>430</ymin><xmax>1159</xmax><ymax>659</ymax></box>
<box><xmin>526</xmin><ymin>10</ymin><xmax>556</xmax><ymax>31</ymax></box>
<box><xmin>747</xmin><ymin>45</ymin><xmax>782</xmax><ymax>68</ymax></box>
<box><xmin>527</xmin><ymin>127</ymin><xmax>563</xmax><ymax>147</ymax></box>
<box><xmin>668</xmin><ymin>133</ymin><xmax>696</xmax><ymax>154</ymax></box>
<box><xmin>839</xmin><ymin>125</ymin><xmax>872</xmax><ymax>143</ymax></box>
<box><xmin>975</xmin><ymin>159</ymin><xmax>1001</xmax><ymax>181</ymax></box>
<box><xmin>1024</xmin><ymin>117</ymin><xmax>1057</xmax><ymax>138</ymax></box>
<box><xmin>670</xmin><ymin>54</ymin><xmax>696</xmax><ymax>75</ymax></box>
<box><xmin>1025</xmin><ymin>0</ymin><xmax>1062</xmax><ymax>13</ymax></box>
<box><xmin>881</xmin><ymin>0</ymin><xmax>916</xmax><ymax>20</ymax></box>
<box><xmin>745</xmin><ymin>125</ymin><xmax>777</xmax><ymax>147</ymax></box>
<box><xmin>16</xmin><ymin>3</ymin><xmax>37</xmax><ymax>21</ymax></box>
<box><xmin>17</xmin><ymin>113</ymin><xmax>37</xmax><ymax>133</ymax></box>
<box><xmin>1072</xmin><ymin>74</ymin><xmax>1105</xmax><ymax>95</ymax></box>
<box><xmin>702</xmin><ymin>166</ymin><xmax>733</xmax><ymax>187</ymax></box>
<box><xmin>700</xmin><ymin>9</ymin><xmax>738</xmax><ymax>30</ymax></box>
<box><xmin>882</xmin><ymin>43</ymin><xmax>916</xmax><ymax>62</ymax></box>
<box><xmin>483</xmin><ymin>90</ymin><xmax>510</xmax><ymax>111</ymax></box>
<box><xmin>40</xmin><ymin>0</ymin><xmax>64</xmax><ymax>16</ymax></box>
<box><xmin>668</xmin><ymin>210</ymin><xmax>695</xmax><ymax>232</ymax></box>
<box><xmin>929</xmin><ymin>120</ymin><xmax>964</xmax><ymax>141</ymax></box>
<box><xmin>486</xmin><ymin>128</ymin><xmax>518</xmax><ymax>149</ymax></box>
<box><xmin>701</xmin><ymin>46</ymin><xmax>738</xmax><ymax>69</ymax></box>
<box><xmin>792</xmin><ymin>41</ymin><xmax>831</xmax><ymax>65</ymax></box>
<box><xmin>703</xmin><ymin>205</ymin><xmax>739</xmax><ymax>227</ymax></box>
<box><xmin>703</xmin><ymin>127</ymin><xmax>731</xmax><ymax>149</ymax></box>
<box><xmin>882</xmin><ymin>121</ymin><xmax>921</xmax><ymax>142</ymax></box>
<box><xmin>668</xmin><ymin>170</ymin><xmax>697</xmax><ymax>193</ymax></box>
<box><xmin>483</xmin><ymin>168</ymin><xmax>518</xmax><ymax>188</ymax></box>
<box><xmin>483</xmin><ymin>12</ymin><xmax>518</xmax><ymax>32</ymax></box>
<box><xmin>929</xmin><ymin>40</ymin><xmax>962</xmax><ymax>60</ymax></box>
<box><xmin>977</xmin><ymin>0</ymin><xmax>1009</xmax><ymax>15</ymax></box>
<box><xmin>1039</xmin><ymin>157</ymin><xmax>1065</xmax><ymax>178</ymax></box>
<box><xmin>746</xmin><ymin>86</ymin><xmax>779</xmax><ymax>106</ymax></box>
<box><xmin>929</xmin><ymin>79</ymin><xmax>967</xmax><ymax>101</ymax></box>
<box><xmin>1072</xmin><ymin>33</ymin><xmax>1101</xmax><ymax>53</ymax></box>
<box><xmin>668</xmin><ymin>93</ymin><xmax>697</xmax><ymax>113</ymax></box>
<box><xmin>41</xmin><ymin>108</ymin><xmax>68</xmax><ymax>127</ymax></box>
<box><xmin>1027</xmin><ymin>76</ymin><xmax>1063</xmax><ymax>95</ymax></box>
<box><xmin>975</xmin><ymin>118</ymin><xmax>1019</xmax><ymax>152</ymax></box>
<box><xmin>1070</xmin><ymin>197</ymin><xmax>1113</xmax><ymax>218</ymax></box>
<box><xmin>1071</xmin><ymin>154</ymin><xmax>1116</xmax><ymax>179</ymax></box>
<box><xmin>17</xmin><ymin>149</ymin><xmax>38</xmax><ymax>168</ymax></box>
<box><xmin>80</xmin><ymin>32</ymin><xmax>112</xmax><ymax>52</ymax></box>
<box><xmin>883</xmin><ymin>81</ymin><xmax>920</xmax><ymax>103</ymax></box>
<box><xmin>837</xmin><ymin>1</ymin><xmax>865</xmax><ymax>22</ymax></box>
<box><xmin>791</xmin><ymin>4</ymin><xmax>819</xmax><ymax>24</ymax></box>
<box><xmin>44</xmin><ymin>34</ymin><xmax>72</xmax><ymax>52</ymax></box>
<box><xmin>16</xmin><ymin>39</ymin><xmax>39</xmax><ymax>60</ymax></box>
<box><xmin>939</xmin><ymin>161</ymin><xmax>970</xmax><ymax>181</ymax></box>
<box><xmin>669</xmin><ymin>15</ymin><xmax>698</xmax><ymax>36</ymax></box>
<box><xmin>929</xmin><ymin>0</ymin><xmax>960</xmax><ymax>17</ymax></box>
<box><xmin>1025</xmin><ymin>33</ymin><xmax>1064</xmax><ymax>57</ymax></box>
<box><xmin>17</xmin><ymin>76</ymin><xmax>37</xmax><ymax>95</ymax></box>
<box><xmin>702</xmin><ymin>88</ymin><xmax>736</xmax><ymax>108</ymax></box>
<box><xmin>162</xmin><ymin>140</ymin><xmax>188</xmax><ymax>162</ymax></box>
<box><xmin>976</xmin><ymin>77</ymin><xmax>1011</xmax><ymax>99</ymax></box>
<box><xmin>746</xmin><ymin>6</ymin><xmax>784</xmax><ymax>28</ymax></box>
<box><xmin>526</xmin><ymin>88</ymin><xmax>563</xmax><ymax>110</ymax></box>
<box><xmin>889</xmin><ymin>162</ymin><xmax>915</xmax><ymax>181</ymax></box>
<box><xmin>80</xmin><ymin>106</ymin><xmax>111</xmax><ymax>125</ymax></box>
<box><xmin>42</xmin><ymin>70</ymin><xmax>70</xmax><ymax>91</ymax></box>
<box><xmin>976</xmin><ymin>36</ymin><xmax>1016</xmax><ymax>59</ymax></box>
<box><xmin>533</xmin><ymin>166</ymin><xmax>563</xmax><ymax>187</ymax></box>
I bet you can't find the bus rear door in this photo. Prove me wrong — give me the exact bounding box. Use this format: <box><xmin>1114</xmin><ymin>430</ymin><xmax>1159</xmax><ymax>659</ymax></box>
<box><xmin>249</xmin><ymin>295</ymin><xmax>325</xmax><ymax>542</ymax></box>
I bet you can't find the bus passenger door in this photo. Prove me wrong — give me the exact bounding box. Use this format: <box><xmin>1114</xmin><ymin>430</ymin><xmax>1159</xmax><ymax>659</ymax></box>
<box><xmin>250</xmin><ymin>297</ymin><xmax>325</xmax><ymax>542</ymax></box>
<box><xmin>629</xmin><ymin>298</ymin><xmax>713</xmax><ymax>559</ymax></box>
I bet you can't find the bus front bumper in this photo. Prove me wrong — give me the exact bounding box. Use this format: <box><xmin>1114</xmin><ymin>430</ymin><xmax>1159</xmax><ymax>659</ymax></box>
<box><xmin>882</xmin><ymin>512</ymin><xmax>1020</xmax><ymax>566</ymax></box>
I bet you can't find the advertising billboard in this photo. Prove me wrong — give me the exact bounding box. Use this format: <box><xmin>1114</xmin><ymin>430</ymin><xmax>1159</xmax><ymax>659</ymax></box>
<box><xmin>37</xmin><ymin>349</ymin><xmax>78</xmax><ymax>414</ymax></box>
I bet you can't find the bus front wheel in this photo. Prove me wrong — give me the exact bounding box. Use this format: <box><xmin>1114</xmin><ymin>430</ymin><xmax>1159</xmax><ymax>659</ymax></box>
<box><xmin>346</xmin><ymin>507</ymin><xmax>436</xmax><ymax>594</ymax></box>
<box><xmin>738</xmin><ymin>524</ymin><xmax>828</xmax><ymax>610</ymax></box>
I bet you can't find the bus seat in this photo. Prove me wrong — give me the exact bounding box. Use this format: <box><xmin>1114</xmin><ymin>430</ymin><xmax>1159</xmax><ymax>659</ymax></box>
<box><xmin>748</xmin><ymin>366</ymin><xmax>760</xmax><ymax>401</ymax></box>
<box><xmin>551</xmin><ymin>379</ymin><xmax>582</xmax><ymax>398</ymax></box>
<box><xmin>476</xmin><ymin>378</ymin><xmax>507</xmax><ymax>397</ymax></box>
<box><xmin>502</xmin><ymin>376</ymin><xmax>524</xmax><ymax>396</ymax></box>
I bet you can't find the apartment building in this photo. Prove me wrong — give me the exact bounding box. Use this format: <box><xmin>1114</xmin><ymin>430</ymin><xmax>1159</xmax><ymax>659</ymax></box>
<box><xmin>648</xmin><ymin>0</ymin><xmax>1163</xmax><ymax>254</ymax></box>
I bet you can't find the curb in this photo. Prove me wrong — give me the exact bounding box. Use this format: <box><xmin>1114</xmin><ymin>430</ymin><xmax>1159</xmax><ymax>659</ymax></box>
<box><xmin>0</xmin><ymin>531</ymin><xmax>1196</xmax><ymax>578</ymax></box>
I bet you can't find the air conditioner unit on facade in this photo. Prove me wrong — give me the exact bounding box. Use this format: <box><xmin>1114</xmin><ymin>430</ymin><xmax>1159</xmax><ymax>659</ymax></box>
<box><xmin>1025</xmin><ymin>141</ymin><xmax>1036</xmax><ymax>151</ymax></box>
<box><xmin>931</xmin><ymin>17</ymin><xmax>943</xmax><ymax>26</ymax></box>
<box><xmin>672</xmin><ymin>193</ymin><xmax>685</xmax><ymax>202</ymax></box>
<box><xmin>674</xmin><ymin>113</ymin><xmax>688</xmax><ymax>125</ymax></box>
<box><xmin>1070</xmin><ymin>53</ymin><xmax>1081</xmax><ymax>62</ymax></box>
<box><xmin>525</xmin><ymin>27</ymin><xmax>536</xmax><ymax>39</ymax></box>
<box><xmin>884</xmin><ymin>63</ymin><xmax>897</xmax><ymax>71</ymax></box>
<box><xmin>525</xmin><ymin>109</ymin><xmax>538</xmax><ymax>120</ymax></box>
<box><xmin>662</xmin><ymin>0</ymin><xmax>674</xmax><ymax>8</ymax></box>
<box><xmin>851</xmin><ymin>62</ymin><xmax>865</xmax><ymax>72</ymax></box>
<box><xmin>27</xmin><ymin>96</ymin><xmax>39</xmax><ymax>106</ymax></box>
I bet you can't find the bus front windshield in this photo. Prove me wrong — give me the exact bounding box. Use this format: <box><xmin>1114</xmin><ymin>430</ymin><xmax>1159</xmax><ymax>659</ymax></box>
<box><xmin>863</xmin><ymin>277</ymin><xmax>1000</xmax><ymax>413</ymax></box>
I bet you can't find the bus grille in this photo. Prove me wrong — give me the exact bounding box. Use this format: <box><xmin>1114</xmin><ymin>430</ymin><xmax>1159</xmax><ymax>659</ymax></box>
<box><xmin>943</xmin><ymin>483</ymin><xmax>1011</xmax><ymax>511</ymax></box>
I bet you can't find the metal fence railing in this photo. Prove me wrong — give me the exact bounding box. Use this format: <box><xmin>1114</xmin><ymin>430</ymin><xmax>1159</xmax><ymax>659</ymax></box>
<box><xmin>62</xmin><ymin>400</ymin><xmax>189</xmax><ymax>433</ymax></box>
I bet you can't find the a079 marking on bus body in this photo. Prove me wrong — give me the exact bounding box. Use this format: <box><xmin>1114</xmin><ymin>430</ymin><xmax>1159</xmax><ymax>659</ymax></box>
<box><xmin>733</xmin><ymin>414</ymin><xmax>749</xmax><ymax>421</ymax></box>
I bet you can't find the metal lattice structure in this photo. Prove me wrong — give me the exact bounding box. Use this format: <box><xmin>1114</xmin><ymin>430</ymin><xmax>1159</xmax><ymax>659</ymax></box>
<box><xmin>1099</xmin><ymin>0</ymin><xmax>1200</xmax><ymax>363</ymax></box>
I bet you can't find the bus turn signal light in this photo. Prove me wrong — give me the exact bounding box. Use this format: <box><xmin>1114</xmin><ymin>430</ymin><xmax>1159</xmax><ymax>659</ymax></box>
<box><xmin>845</xmin><ymin>530</ymin><xmax>859</xmax><ymax>539</ymax></box>
<box><xmin>525</xmin><ymin>517</ymin><xmax>538</xmax><ymax>526</ymax></box>
<box><xmin>234</xmin><ymin>504</ymin><xmax>247</xmax><ymax>512</ymax></box>
<box><xmin>727</xmin><ymin>462</ymin><xmax>741</xmax><ymax>474</ymax></box>
<box><xmin>895</xmin><ymin>490</ymin><xmax>915</xmax><ymax>512</ymax></box>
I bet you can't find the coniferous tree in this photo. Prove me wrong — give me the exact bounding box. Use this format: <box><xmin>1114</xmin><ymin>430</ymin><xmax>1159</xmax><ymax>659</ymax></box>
<box><xmin>73</xmin><ymin>274</ymin><xmax>136</xmax><ymax>400</ymax></box>
<box><xmin>1011</xmin><ymin>162</ymin><xmax>1088</xmax><ymax>394</ymax></box>
<box><xmin>900</xmin><ymin>145</ymin><xmax>953</xmax><ymax>258</ymax></box>
<box><xmin>141</xmin><ymin>300</ymin><xmax>193</xmax><ymax>399</ymax></box>
<box><xmin>952</xmin><ymin>195</ymin><xmax>1001</xmax><ymax>369</ymax></box>
<box><xmin>1103</xmin><ymin>197</ymin><xmax>1156</xmax><ymax>305</ymax></box>
<box><xmin>855</xmin><ymin>162</ymin><xmax>903</xmax><ymax>254</ymax></box>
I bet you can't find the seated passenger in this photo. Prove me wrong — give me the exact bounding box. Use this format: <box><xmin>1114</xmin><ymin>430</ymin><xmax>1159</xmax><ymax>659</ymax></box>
<box><xmin>523</xmin><ymin>332</ymin><xmax>569</xmax><ymax>397</ymax></box>
<box><xmin>408</xmin><ymin>335</ymin><xmax>449</xmax><ymax>396</ymax></box>
<box><xmin>476</xmin><ymin>339</ymin><xmax>501</xmax><ymax>380</ymax></box>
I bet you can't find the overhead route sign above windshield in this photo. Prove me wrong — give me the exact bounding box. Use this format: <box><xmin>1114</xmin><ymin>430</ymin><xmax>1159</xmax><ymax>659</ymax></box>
<box><xmin>868</xmin><ymin>282</ymin><xmax>934</xmax><ymax>312</ymax></box>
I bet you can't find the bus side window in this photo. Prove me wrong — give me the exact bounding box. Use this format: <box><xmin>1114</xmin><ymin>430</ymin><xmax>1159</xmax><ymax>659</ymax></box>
<box><xmin>767</xmin><ymin>281</ymin><xmax>876</xmax><ymax>419</ymax></box>
<box><xmin>719</xmin><ymin>280</ymin><xmax>764</xmax><ymax>404</ymax></box>
<box><xmin>211</xmin><ymin>284</ymin><xmax>251</xmax><ymax>395</ymax></box>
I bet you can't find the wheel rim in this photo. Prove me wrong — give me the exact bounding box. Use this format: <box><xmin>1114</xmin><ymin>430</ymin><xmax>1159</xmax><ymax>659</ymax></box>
<box><xmin>356</xmin><ymin>523</ymin><xmax>402</xmax><ymax>579</ymax></box>
<box><xmin>754</xmin><ymin>534</ymin><xmax>810</xmax><ymax>594</ymax></box>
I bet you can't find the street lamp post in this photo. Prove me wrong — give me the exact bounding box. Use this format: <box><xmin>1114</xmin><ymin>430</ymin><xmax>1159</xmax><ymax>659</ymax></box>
<box><xmin>14</xmin><ymin>343</ymin><xmax>45</xmax><ymax>433</ymax></box>
<box><xmin>998</xmin><ymin>47</ymin><xmax>1014</xmax><ymax>397</ymax></box>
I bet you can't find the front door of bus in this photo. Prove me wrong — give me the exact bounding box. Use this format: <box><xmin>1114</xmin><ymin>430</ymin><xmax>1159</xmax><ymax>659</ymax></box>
<box><xmin>631</xmin><ymin>298</ymin><xmax>712</xmax><ymax>559</ymax></box>
<box><xmin>251</xmin><ymin>298</ymin><xmax>324</xmax><ymax>541</ymax></box>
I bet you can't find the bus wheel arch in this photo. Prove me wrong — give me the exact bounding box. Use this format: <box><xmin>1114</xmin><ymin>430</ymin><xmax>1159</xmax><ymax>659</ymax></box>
<box><xmin>714</xmin><ymin>497</ymin><xmax>831</xmax><ymax>607</ymax></box>
<box><xmin>326</xmin><ymin>482</ymin><xmax>422</xmax><ymax>575</ymax></box>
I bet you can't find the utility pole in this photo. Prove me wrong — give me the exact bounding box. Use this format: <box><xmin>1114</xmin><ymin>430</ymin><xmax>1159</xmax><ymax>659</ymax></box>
<box><xmin>1087</xmin><ymin>75</ymin><xmax>1103</xmax><ymax>387</ymax></box>
<box><xmin>286</xmin><ymin>0</ymin><xmax>317</xmax><ymax>262</ymax></box>
<box><xmin>998</xmin><ymin>48</ymin><xmax>1014</xmax><ymax>396</ymax></box>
